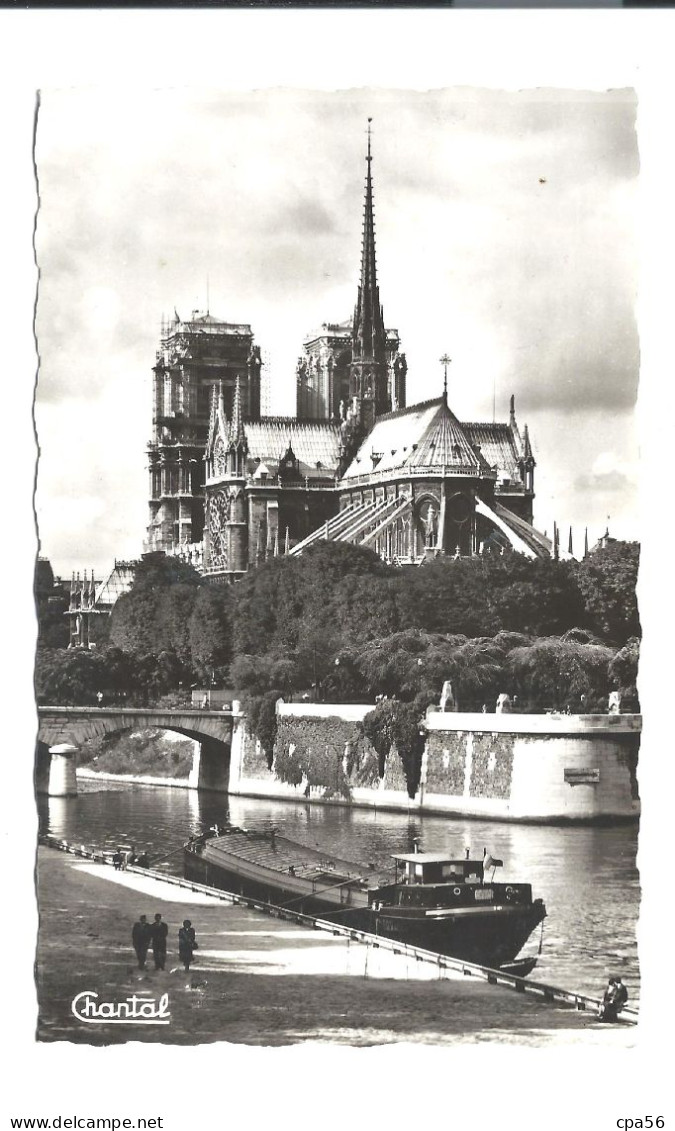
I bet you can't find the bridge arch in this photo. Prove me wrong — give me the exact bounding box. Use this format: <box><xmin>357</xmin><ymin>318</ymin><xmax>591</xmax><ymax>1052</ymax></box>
<box><xmin>36</xmin><ymin>708</ymin><xmax>237</xmax><ymax>796</ymax></box>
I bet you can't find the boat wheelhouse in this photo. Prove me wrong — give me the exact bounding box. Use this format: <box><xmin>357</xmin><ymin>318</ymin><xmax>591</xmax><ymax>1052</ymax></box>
<box><xmin>367</xmin><ymin>850</ymin><xmax>545</xmax><ymax>966</ymax></box>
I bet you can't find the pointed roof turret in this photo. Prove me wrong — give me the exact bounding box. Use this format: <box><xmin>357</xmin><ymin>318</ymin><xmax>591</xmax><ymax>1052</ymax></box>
<box><xmin>208</xmin><ymin>381</ymin><xmax>221</xmax><ymax>438</ymax></box>
<box><xmin>231</xmin><ymin>374</ymin><xmax>241</xmax><ymax>435</ymax></box>
<box><xmin>230</xmin><ymin>374</ymin><xmax>246</xmax><ymax>448</ymax></box>
<box><xmin>522</xmin><ymin>424</ymin><xmax>533</xmax><ymax>461</ymax></box>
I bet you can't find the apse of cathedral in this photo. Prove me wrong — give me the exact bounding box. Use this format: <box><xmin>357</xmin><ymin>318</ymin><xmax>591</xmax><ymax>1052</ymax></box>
<box><xmin>150</xmin><ymin>125</ymin><xmax>551</xmax><ymax>581</ymax></box>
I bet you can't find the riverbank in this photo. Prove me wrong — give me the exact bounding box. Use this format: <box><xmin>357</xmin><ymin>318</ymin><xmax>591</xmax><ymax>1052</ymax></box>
<box><xmin>77</xmin><ymin>768</ymin><xmax>191</xmax><ymax>789</ymax></box>
<box><xmin>36</xmin><ymin>846</ymin><xmax>635</xmax><ymax>1046</ymax></box>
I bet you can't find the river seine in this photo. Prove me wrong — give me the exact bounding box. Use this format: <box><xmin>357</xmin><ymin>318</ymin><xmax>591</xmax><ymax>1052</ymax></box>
<box><xmin>38</xmin><ymin>780</ymin><xmax>640</xmax><ymax>1001</ymax></box>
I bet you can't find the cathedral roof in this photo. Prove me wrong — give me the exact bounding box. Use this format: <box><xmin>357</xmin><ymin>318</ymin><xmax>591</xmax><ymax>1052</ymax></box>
<box><xmin>94</xmin><ymin>561</ymin><xmax>137</xmax><ymax>609</ymax></box>
<box><xmin>462</xmin><ymin>422</ymin><xmax>524</xmax><ymax>483</ymax></box>
<box><xmin>244</xmin><ymin>418</ymin><xmax>341</xmax><ymax>479</ymax></box>
<box><xmin>341</xmin><ymin>397</ymin><xmax>495</xmax><ymax>481</ymax></box>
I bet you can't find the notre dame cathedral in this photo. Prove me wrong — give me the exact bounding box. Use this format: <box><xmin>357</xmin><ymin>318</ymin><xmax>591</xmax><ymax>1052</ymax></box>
<box><xmin>146</xmin><ymin>126</ymin><xmax>547</xmax><ymax>582</ymax></box>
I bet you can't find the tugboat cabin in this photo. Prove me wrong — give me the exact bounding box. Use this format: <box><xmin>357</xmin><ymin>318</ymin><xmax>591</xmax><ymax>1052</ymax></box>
<box><xmin>392</xmin><ymin>854</ymin><xmax>489</xmax><ymax>886</ymax></box>
<box><xmin>367</xmin><ymin>851</ymin><xmax>534</xmax><ymax>913</ymax></box>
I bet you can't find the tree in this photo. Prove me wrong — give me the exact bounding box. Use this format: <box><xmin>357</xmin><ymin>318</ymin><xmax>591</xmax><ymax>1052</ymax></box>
<box><xmin>35</xmin><ymin>560</ymin><xmax>69</xmax><ymax>649</ymax></box>
<box><xmin>393</xmin><ymin>553</ymin><xmax>586</xmax><ymax>639</ymax></box>
<box><xmin>355</xmin><ymin>629</ymin><xmax>462</xmax><ymax>702</ymax></box>
<box><xmin>575</xmin><ymin>541</ymin><xmax>640</xmax><ymax>644</ymax></box>
<box><xmin>319</xmin><ymin>650</ymin><xmax>368</xmax><ymax>703</ymax></box>
<box><xmin>35</xmin><ymin>648</ymin><xmax>99</xmax><ymax>705</ymax></box>
<box><xmin>395</xmin><ymin>557</ymin><xmax>500</xmax><ymax>637</ymax></box>
<box><xmin>231</xmin><ymin>541</ymin><xmax>396</xmax><ymax>659</ymax></box>
<box><xmin>352</xmin><ymin>629</ymin><xmax>511</xmax><ymax>710</ymax></box>
<box><xmin>188</xmin><ymin>585</ymin><xmax>233</xmax><ymax>683</ymax></box>
<box><xmin>489</xmin><ymin>557</ymin><xmax>587</xmax><ymax>637</ymax></box>
<box><xmin>231</xmin><ymin>652</ymin><xmax>301</xmax><ymax>698</ymax></box>
<box><xmin>109</xmin><ymin>556</ymin><xmax>202</xmax><ymax>657</ymax></box>
<box><xmin>77</xmin><ymin>728</ymin><xmax>196</xmax><ymax>777</ymax></box>
<box><xmin>507</xmin><ymin>637</ymin><xmax>615</xmax><ymax>711</ymax></box>
<box><xmin>608</xmin><ymin>637</ymin><xmax>640</xmax><ymax>711</ymax></box>
<box><xmin>93</xmin><ymin>646</ymin><xmax>140</xmax><ymax>701</ymax></box>
<box><xmin>447</xmin><ymin>638</ymin><xmax>508</xmax><ymax>711</ymax></box>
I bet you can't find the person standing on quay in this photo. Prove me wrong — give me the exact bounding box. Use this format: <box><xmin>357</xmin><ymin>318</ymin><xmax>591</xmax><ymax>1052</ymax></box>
<box><xmin>151</xmin><ymin>913</ymin><xmax>168</xmax><ymax>971</ymax></box>
<box><xmin>178</xmin><ymin>919</ymin><xmax>197</xmax><ymax>971</ymax></box>
<box><xmin>132</xmin><ymin>914</ymin><xmax>152</xmax><ymax>970</ymax></box>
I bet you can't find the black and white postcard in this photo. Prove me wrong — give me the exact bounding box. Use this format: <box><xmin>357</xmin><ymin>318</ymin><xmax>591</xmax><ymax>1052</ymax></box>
<box><xmin>3</xmin><ymin>9</ymin><xmax>674</xmax><ymax>1130</ymax></box>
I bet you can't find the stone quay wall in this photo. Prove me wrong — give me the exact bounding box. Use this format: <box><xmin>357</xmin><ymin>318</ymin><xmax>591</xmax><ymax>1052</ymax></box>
<box><xmin>228</xmin><ymin>703</ymin><xmax>641</xmax><ymax>823</ymax></box>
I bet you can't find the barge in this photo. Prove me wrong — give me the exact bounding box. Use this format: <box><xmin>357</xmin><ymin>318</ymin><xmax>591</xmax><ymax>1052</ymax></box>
<box><xmin>185</xmin><ymin>826</ymin><xmax>546</xmax><ymax>972</ymax></box>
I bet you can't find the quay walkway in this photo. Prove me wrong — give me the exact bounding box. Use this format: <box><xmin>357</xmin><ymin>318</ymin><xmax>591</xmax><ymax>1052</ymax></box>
<box><xmin>36</xmin><ymin>837</ymin><xmax>637</xmax><ymax>1046</ymax></box>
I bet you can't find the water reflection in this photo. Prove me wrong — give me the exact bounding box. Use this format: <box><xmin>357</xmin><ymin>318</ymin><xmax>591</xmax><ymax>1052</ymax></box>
<box><xmin>37</xmin><ymin>783</ymin><xmax>639</xmax><ymax>1000</ymax></box>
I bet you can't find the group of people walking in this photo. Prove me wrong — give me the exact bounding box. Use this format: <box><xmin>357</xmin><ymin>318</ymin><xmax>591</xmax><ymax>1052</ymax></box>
<box><xmin>131</xmin><ymin>914</ymin><xmax>198</xmax><ymax>972</ymax></box>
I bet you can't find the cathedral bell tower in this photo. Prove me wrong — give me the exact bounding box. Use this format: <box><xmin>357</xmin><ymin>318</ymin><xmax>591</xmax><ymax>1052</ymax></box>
<box><xmin>349</xmin><ymin>120</ymin><xmax>390</xmax><ymax>435</ymax></box>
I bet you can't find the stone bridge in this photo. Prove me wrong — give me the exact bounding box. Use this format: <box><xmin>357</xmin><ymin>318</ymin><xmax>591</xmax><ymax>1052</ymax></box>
<box><xmin>36</xmin><ymin>707</ymin><xmax>240</xmax><ymax>796</ymax></box>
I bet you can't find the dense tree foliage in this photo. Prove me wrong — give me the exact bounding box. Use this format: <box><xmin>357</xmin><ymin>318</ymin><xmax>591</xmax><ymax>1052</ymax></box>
<box><xmin>35</xmin><ymin>560</ymin><xmax>69</xmax><ymax>649</ymax></box>
<box><xmin>608</xmin><ymin>637</ymin><xmax>640</xmax><ymax>711</ymax></box>
<box><xmin>109</xmin><ymin>557</ymin><xmax>202</xmax><ymax>659</ymax></box>
<box><xmin>574</xmin><ymin>541</ymin><xmax>640</xmax><ymax>644</ymax></box>
<box><xmin>35</xmin><ymin>648</ymin><xmax>99</xmax><ymax>705</ymax></box>
<box><xmin>38</xmin><ymin>540</ymin><xmax>640</xmax><ymax>723</ymax></box>
<box><xmin>506</xmin><ymin>637</ymin><xmax>616</xmax><ymax>711</ymax></box>
<box><xmin>188</xmin><ymin>584</ymin><xmax>233</xmax><ymax>683</ymax></box>
<box><xmin>78</xmin><ymin>728</ymin><xmax>195</xmax><ymax>778</ymax></box>
<box><xmin>232</xmin><ymin>542</ymin><xmax>397</xmax><ymax>658</ymax></box>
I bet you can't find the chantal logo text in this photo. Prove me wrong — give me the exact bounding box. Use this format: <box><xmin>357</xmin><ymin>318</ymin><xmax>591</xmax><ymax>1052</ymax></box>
<box><xmin>71</xmin><ymin>991</ymin><xmax>171</xmax><ymax>1025</ymax></box>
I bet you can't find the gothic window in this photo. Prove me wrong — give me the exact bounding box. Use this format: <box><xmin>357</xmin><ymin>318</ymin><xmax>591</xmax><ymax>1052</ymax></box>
<box><xmin>213</xmin><ymin>437</ymin><xmax>226</xmax><ymax>476</ymax></box>
<box><xmin>447</xmin><ymin>493</ymin><xmax>472</xmax><ymax>524</ymax></box>
<box><xmin>207</xmin><ymin>489</ymin><xmax>229</xmax><ymax>571</ymax></box>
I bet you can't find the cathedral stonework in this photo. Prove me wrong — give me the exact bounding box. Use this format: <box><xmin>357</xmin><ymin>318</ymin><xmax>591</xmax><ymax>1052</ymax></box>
<box><xmin>167</xmin><ymin>126</ymin><xmax>548</xmax><ymax>582</ymax></box>
<box><xmin>146</xmin><ymin>313</ymin><xmax>261</xmax><ymax>554</ymax></box>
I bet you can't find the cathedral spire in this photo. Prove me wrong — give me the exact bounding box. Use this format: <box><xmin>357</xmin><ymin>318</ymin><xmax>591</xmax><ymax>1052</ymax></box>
<box><xmin>350</xmin><ymin>119</ymin><xmax>389</xmax><ymax>430</ymax></box>
<box><xmin>440</xmin><ymin>354</ymin><xmax>451</xmax><ymax>404</ymax></box>
<box><xmin>232</xmin><ymin>374</ymin><xmax>245</xmax><ymax>444</ymax></box>
<box><xmin>356</xmin><ymin>120</ymin><xmax>383</xmax><ymax>353</ymax></box>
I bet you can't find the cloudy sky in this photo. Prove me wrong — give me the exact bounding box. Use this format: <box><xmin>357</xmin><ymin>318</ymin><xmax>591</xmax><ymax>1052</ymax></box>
<box><xmin>34</xmin><ymin>86</ymin><xmax>639</xmax><ymax>578</ymax></box>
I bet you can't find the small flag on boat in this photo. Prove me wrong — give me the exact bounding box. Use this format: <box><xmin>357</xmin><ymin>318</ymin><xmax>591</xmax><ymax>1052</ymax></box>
<box><xmin>484</xmin><ymin>854</ymin><xmax>503</xmax><ymax>871</ymax></box>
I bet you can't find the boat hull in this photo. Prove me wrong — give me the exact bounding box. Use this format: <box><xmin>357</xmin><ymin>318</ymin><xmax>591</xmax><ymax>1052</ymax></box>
<box><xmin>369</xmin><ymin>902</ymin><xmax>546</xmax><ymax>966</ymax></box>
